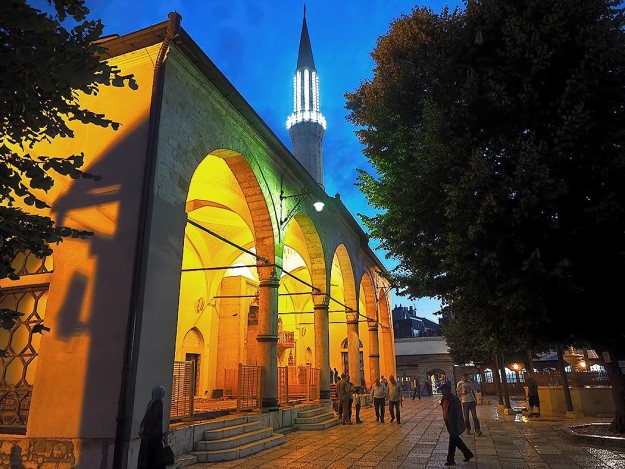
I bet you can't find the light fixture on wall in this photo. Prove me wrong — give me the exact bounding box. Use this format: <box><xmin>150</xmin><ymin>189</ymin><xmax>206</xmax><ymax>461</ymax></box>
<box><xmin>279</xmin><ymin>177</ymin><xmax>324</xmax><ymax>227</ymax></box>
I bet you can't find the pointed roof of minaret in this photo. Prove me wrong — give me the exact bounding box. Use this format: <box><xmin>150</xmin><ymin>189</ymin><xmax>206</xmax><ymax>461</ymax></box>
<box><xmin>296</xmin><ymin>5</ymin><xmax>316</xmax><ymax>70</ymax></box>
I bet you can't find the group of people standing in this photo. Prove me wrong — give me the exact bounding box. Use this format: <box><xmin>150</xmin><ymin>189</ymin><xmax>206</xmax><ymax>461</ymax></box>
<box><xmin>335</xmin><ymin>373</ymin><xmax>404</xmax><ymax>425</ymax></box>
<box><xmin>335</xmin><ymin>370</ymin><xmax>482</xmax><ymax>467</ymax></box>
<box><xmin>334</xmin><ymin>372</ymin><xmax>364</xmax><ymax>424</ymax></box>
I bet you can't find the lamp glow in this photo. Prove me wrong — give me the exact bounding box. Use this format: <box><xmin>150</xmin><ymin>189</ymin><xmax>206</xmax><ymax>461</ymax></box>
<box><xmin>313</xmin><ymin>201</ymin><xmax>324</xmax><ymax>212</ymax></box>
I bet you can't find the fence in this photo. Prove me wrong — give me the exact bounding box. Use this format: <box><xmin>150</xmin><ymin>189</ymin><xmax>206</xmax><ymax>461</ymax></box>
<box><xmin>308</xmin><ymin>367</ymin><xmax>320</xmax><ymax>400</ymax></box>
<box><xmin>284</xmin><ymin>365</ymin><xmax>320</xmax><ymax>402</ymax></box>
<box><xmin>278</xmin><ymin>366</ymin><xmax>289</xmax><ymax>405</ymax></box>
<box><xmin>237</xmin><ymin>363</ymin><xmax>262</xmax><ymax>411</ymax></box>
<box><xmin>171</xmin><ymin>361</ymin><xmax>194</xmax><ymax>420</ymax></box>
<box><xmin>528</xmin><ymin>370</ymin><xmax>610</xmax><ymax>387</ymax></box>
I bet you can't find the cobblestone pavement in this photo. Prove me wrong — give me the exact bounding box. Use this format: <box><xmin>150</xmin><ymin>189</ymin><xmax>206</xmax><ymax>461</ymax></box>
<box><xmin>188</xmin><ymin>395</ymin><xmax>625</xmax><ymax>468</ymax></box>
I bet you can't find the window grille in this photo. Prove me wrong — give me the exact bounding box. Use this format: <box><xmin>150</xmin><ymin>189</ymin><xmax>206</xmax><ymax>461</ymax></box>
<box><xmin>0</xmin><ymin>286</ymin><xmax>48</xmax><ymax>434</ymax></box>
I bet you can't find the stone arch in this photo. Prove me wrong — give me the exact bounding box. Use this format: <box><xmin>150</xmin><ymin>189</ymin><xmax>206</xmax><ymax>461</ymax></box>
<box><xmin>174</xmin><ymin>148</ymin><xmax>276</xmax><ymax>401</ymax></box>
<box><xmin>213</xmin><ymin>150</ymin><xmax>275</xmax><ymax>264</ymax></box>
<box><xmin>330</xmin><ymin>244</ymin><xmax>357</xmax><ymax>310</ymax></box>
<box><xmin>291</xmin><ymin>212</ymin><xmax>326</xmax><ymax>292</ymax></box>
<box><xmin>359</xmin><ymin>271</ymin><xmax>379</xmax><ymax>385</ymax></box>
<box><xmin>359</xmin><ymin>271</ymin><xmax>378</xmax><ymax>323</ymax></box>
<box><xmin>181</xmin><ymin>328</ymin><xmax>204</xmax><ymax>396</ymax></box>
<box><xmin>377</xmin><ymin>285</ymin><xmax>395</xmax><ymax>378</ymax></box>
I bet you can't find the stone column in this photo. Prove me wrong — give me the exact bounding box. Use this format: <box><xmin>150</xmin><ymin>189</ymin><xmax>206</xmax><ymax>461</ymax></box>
<box><xmin>368</xmin><ymin>320</ymin><xmax>380</xmax><ymax>385</ymax></box>
<box><xmin>380</xmin><ymin>326</ymin><xmax>395</xmax><ymax>377</ymax></box>
<box><xmin>257</xmin><ymin>267</ymin><xmax>279</xmax><ymax>410</ymax></box>
<box><xmin>313</xmin><ymin>294</ymin><xmax>330</xmax><ymax>400</ymax></box>
<box><xmin>346</xmin><ymin>310</ymin><xmax>361</xmax><ymax>386</ymax></box>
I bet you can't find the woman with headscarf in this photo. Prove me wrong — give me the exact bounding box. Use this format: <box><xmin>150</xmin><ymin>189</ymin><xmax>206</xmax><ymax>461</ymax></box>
<box><xmin>138</xmin><ymin>385</ymin><xmax>167</xmax><ymax>469</ymax></box>
<box><xmin>440</xmin><ymin>382</ymin><xmax>474</xmax><ymax>466</ymax></box>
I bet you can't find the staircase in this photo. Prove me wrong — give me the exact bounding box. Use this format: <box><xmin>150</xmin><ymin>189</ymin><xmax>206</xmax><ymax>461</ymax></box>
<box><xmin>190</xmin><ymin>414</ymin><xmax>285</xmax><ymax>462</ymax></box>
<box><xmin>294</xmin><ymin>403</ymin><xmax>340</xmax><ymax>431</ymax></box>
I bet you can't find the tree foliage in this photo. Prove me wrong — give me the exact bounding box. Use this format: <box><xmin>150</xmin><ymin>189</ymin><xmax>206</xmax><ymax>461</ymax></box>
<box><xmin>0</xmin><ymin>1</ymin><xmax>136</xmax><ymax>332</ymax></box>
<box><xmin>346</xmin><ymin>0</ymin><xmax>625</xmax><ymax>431</ymax></box>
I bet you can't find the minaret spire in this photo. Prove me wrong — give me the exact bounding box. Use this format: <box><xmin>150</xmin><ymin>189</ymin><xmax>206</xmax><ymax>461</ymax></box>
<box><xmin>286</xmin><ymin>7</ymin><xmax>326</xmax><ymax>185</ymax></box>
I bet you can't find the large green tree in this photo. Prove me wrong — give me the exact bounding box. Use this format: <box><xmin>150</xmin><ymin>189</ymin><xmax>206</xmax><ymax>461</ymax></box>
<box><xmin>0</xmin><ymin>1</ymin><xmax>135</xmax><ymax>335</ymax></box>
<box><xmin>346</xmin><ymin>0</ymin><xmax>625</xmax><ymax>432</ymax></box>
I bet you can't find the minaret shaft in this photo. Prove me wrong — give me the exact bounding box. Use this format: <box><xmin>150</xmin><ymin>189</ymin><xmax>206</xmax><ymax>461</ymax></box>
<box><xmin>286</xmin><ymin>13</ymin><xmax>326</xmax><ymax>185</ymax></box>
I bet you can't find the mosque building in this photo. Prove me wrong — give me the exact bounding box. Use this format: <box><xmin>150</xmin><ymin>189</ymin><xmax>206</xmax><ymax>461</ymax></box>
<box><xmin>0</xmin><ymin>9</ymin><xmax>395</xmax><ymax>467</ymax></box>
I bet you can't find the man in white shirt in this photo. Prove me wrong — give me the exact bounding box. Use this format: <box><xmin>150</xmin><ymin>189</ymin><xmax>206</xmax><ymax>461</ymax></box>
<box><xmin>370</xmin><ymin>377</ymin><xmax>387</xmax><ymax>423</ymax></box>
<box><xmin>456</xmin><ymin>373</ymin><xmax>482</xmax><ymax>436</ymax></box>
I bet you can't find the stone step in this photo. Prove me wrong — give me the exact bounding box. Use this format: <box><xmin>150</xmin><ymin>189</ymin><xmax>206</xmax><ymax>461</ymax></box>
<box><xmin>202</xmin><ymin>420</ymin><xmax>264</xmax><ymax>440</ymax></box>
<box><xmin>297</xmin><ymin>417</ymin><xmax>341</xmax><ymax>431</ymax></box>
<box><xmin>295</xmin><ymin>412</ymin><xmax>336</xmax><ymax>425</ymax></box>
<box><xmin>170</xmin><ymin>453</ymin><xmax>197</xmax><ymax>468</ymax></box>
<box><xmin>296</xmin><ymin>407</ymin><xmax>328</xmax><ymax>418</ymax></box>
<box><xmin>195</xmin><ymin>427</ymin><xmax>274</xmax><ymax>451</ymax></box>
<box><xmin>192</xmin><ymin>433</ymin><xmax>285</xmax><ymax>462</ymax></box>
<box><xmin>199</xmin><ymin>414</ymin><xmax>259</xmax><ymax>431</ymax></box>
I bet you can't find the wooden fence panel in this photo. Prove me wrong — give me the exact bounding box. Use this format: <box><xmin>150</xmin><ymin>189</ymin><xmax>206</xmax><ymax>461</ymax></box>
<box><xmin>237</xmin><ymin>364</ymin><xmax>262</xmax><ymax>411</ymax></box>
<box><xmin>278</xmin><ymin>366</ymin><xmax>289</xmax><ymax>405</ymax></box>
<box><xmin>171</xmin><ymin>361</ymin><xmax>194</xmax><ymax>420</ymax></box>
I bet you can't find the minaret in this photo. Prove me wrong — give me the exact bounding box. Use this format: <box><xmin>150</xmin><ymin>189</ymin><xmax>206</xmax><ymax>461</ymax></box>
<box><xmin>286</xmin><ymin>5</ymin><xmax>326</xmax><ymax>185</ymax></box>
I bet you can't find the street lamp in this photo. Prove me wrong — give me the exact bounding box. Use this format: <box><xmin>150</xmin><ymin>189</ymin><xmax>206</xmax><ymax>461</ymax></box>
<box><xmin>279</xmin><ymin>178</ymin><xmax>324</xmax><ymax>227</ymax></box>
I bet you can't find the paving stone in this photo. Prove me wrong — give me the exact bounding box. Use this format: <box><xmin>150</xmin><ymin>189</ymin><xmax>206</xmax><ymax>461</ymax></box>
<box><xmin>186</xmin><ymin>396</ymin><xmax>621</xmax><ymax>468</ymax></box>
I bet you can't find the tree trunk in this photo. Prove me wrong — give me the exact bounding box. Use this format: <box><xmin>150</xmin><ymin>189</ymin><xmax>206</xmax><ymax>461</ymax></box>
<box><xmin>556</xmin><ymin>344</ymin><xmax>574</xmax><ymax>412</ymax></box>
<box><xmin>492</xmin><ymin>351</ymin><xmax>504</xmax><ymax>405</ymax></box>
<box><xmin>602</xmin><ymin>351</ymin><xmax>625</xmax><ymax>433</ymax></box>
<box><xmin>498</xmin><ymin>350</ymin><xmax>511</xmax><ymax>408</ymax></box>
<box><xmin>526</xmin><ymin>348</ymin><xmax>535</xmax><ymax>372</ymax></box>
<box><xmin>477</xmin><ymin>366</ymin><xmax>487</xmax><ymax>395</ymax></box>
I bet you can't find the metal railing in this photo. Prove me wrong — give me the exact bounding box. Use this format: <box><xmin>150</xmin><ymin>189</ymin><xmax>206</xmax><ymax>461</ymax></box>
<box><xmin>528</xmin><ymin>370</ymin><xmax>610</xmax><ymax>387</ymax></box>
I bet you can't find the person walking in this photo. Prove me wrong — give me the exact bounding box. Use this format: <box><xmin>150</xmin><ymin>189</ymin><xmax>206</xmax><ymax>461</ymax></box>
<box><xmin>456</xmin><ymin>373</ymin><xmax>482</xmax><ymax>436</ymax></box>
<box><xmin>334</xmin><ymin>368</ymin><xmax>339</xmax><ymax>384</ymax></box>
<box><xmin>138</xmin><ymin>385</ymin><xmax>167</xmax><ymax>469</ymax></box>
<box><xmin>387</xmin><ymin>375</ymin><xmax>403</xmax><ymax>424</ymax></box>
<box><xmin>370</xmin><ymin>377</ymin><xmax>387</xmax><ymax>423</ymax></box>
<box><xmin>412</xmin><ymin>378</ymin><xmax>421</xmax><ymax>400</ymax></box>
<box><xmin>440</xmin><ymin>382</ymin><xmax>474</xmax><ymax>466</ymax></box>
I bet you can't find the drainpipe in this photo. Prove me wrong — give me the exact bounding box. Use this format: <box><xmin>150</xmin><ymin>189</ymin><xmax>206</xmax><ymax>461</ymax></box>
<box><xmin>112</xmin><ymin>12</ymin><xmax>181</xmax><ymax>469</ymax></box>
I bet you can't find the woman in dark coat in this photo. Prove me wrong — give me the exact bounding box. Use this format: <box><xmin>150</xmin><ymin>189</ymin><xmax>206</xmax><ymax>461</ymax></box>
<box><xmin>440</xmin><ymin>383</ymin><xmax>474</xmax><ymax>466</ymax></box>
<box><xmin>138</xmin><ymin>385</ymin><xmax>166</xmax><ymax>469</ymax></box>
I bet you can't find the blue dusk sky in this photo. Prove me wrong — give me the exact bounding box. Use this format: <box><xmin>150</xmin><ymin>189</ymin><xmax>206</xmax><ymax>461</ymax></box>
<box><xmin>77</xmin><ymin>0</ymin><xmax>464</xmax><ymax>321</ymax></box>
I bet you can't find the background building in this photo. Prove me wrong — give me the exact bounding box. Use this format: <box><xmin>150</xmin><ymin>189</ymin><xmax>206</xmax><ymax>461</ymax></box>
<box><xmin>0</xmin><ymin>11</ymin><xmax>394</xmax><ymax>468</ymax></box>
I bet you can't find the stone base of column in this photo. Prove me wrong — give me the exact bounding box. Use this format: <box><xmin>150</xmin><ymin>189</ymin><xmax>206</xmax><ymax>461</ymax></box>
<box><xmin>261</xmin><ymin>398</ymin><xmax>279</xmax><ymax>411</ymax></box>
<box><xmin>320</xmin><ymin>390</ymin><xmax>331</xmax><ymax>400</ymax></box>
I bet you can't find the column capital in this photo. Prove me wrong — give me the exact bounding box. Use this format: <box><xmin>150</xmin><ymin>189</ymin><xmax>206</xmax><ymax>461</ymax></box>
<box><xmin>367</xmin><ymin>321</ymin><xmax>378</xmax><ymax>332</ymax></box>
<box><xmin>312</xmin><ymin>292</ymin><xmax>330</xmax><ymax>308</ymax></box>
<box><xmin>346</xmin><ymin>310</ymin><xmax>358</xmax><ymax>324</ymax></box>
<box><xmin>313</xmin><ymin>303</ymin><xmax>329</xmax><ymax>313</ymax></box>
<box><xmin>258</xmin><ymin>267</ymin><xmax>280</xmax><ymax>287</ymax></box>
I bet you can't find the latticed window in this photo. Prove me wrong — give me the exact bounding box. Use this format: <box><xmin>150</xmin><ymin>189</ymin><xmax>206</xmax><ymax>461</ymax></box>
<box><xmin>1</xmin><ymin>281</ymin><xmax>49</xmax><ymax>434</ymax></box>
<box><xmin>11</xmin><ymin>250</ymin><xmax>53</xmax><ymax>276</ymax></box>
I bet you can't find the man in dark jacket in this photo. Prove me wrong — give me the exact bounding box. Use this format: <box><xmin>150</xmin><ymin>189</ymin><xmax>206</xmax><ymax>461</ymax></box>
<box><xmin>440</xmin><ymin>383</ymin><xmax>474</xmax><ymax>466</ymax></box>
